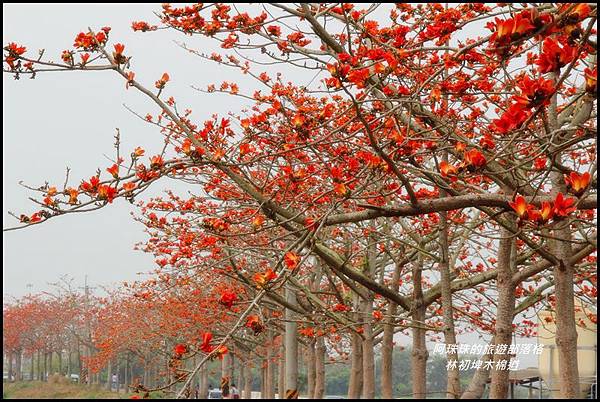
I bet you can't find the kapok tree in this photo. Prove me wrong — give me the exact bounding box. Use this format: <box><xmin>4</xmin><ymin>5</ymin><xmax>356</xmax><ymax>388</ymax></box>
<box><xmin>4</xmin><ymin>3</ymin><xmax>597</xmax><ymax>399</ymax></box>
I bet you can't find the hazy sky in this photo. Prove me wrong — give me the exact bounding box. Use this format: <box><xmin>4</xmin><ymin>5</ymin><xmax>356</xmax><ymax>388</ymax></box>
<box><xmin>3</xmin><ymin>3</ymin><xmax>253</xmax><ymax>298</ymax></box>
<box><xmin>3</xmin><ymin>4</ymin><xmax>543</xmax><ymax>368</ymax></box>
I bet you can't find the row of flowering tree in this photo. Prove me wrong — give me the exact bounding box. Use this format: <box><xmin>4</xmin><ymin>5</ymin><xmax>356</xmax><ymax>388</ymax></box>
<box><xmin>4</xmin><ymin>3</ymin><xmax>597</xmax><ymax>399</ymax></box>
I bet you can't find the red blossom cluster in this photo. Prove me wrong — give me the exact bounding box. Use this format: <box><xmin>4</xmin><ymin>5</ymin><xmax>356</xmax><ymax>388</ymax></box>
<box><xmin>73</xmin><ymin>27</ymin><xmax>110</xmax><ymax>51</ymax></box>
<box><xmin>131</xmin><ymin>21</ymin><xmax>157</xmax><ymax>32</ymax></box>
<box><xmin>509</xmin><ymin>191</ymin><xmax>580</xmax><ymax>225</ymax></box>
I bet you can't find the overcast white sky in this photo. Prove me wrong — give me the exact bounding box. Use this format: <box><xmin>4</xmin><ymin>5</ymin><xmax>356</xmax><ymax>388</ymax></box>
<box><xmin>3</xmin><ymin>4</ymin><xmax>545</xmax><ymax>369</ymax></box>
<box><xmin>2</xmin><ymin>3</ymin><xmax>244</xmax><ymax>298</ymax></box>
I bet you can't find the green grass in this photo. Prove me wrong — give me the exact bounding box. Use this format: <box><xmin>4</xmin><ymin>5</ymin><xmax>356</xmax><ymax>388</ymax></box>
<box><xmin>2</xmin><ymin>380</ymin><xmax>132</xmax><ymax>399</ymax></box>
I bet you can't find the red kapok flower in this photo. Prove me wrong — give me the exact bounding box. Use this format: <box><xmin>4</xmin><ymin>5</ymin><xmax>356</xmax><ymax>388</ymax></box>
<box><xmin>299</xmin><ymin>327</ymin><xmax>315</xmax><ymax>337</ymax></box>
<box><xmin>537</xmin><ymin>201</ymin><xmax>554</xmax><ymax>224</ymax></box>
<box><xmin>107</xmin><ymin>164</ymin><xmax>119</xmax><ymax>179</ymax></box>
<box><xmin>514</xmin><ymin>75</ymin><xmax>555</xmax><ymax>108</ymax></box>
<box><xmin>440</xmin><ymin>161</ymin><xmax>458</xmax><ymax>177</ymax></box>
<box><xmin>97</xmin><ymin>184</ymin><xmax>117</xmax><ymax>203</ymax></box>
<box><xmin>509</xmin><ymin>195</ymin><xmax>529</xmax><ymax>218</ymax></box>
<box><xmin>246</xmin><ymin>315</ymin><xmax>264</xmax><ymax>335</ymax></box>
<box><xmin>80</xmin><ymin>176</ymin><xmax>101</xmax><ymax>194</ymax></box>
<box><xmin>536</xmin><ymin>37</ymin><xmax>576</xmax><ymax>74</ymax></box>
<box><xmin>463</xmin><ymin>149</ymin><xmax>486</xmax><ymax>170</ymax></box>
<box><xmin>67</xmin><ymin>188</ymin><xmax>79</xmax><ymax>205</ymax></box>
<box><xmin>564</xmin><ymin>172</ymin><xmax>590</xmax><ymax>197</ymax></box>
<box><xmin>5</xmin><ymin>42</ymin><xmax>27</xmax><ymax>57</ymax></box>
<box><xmin>113</xmin><ymin>43</ymin><xmax>125</xmax><ymax>55</ymax></box>
<box><xmin>132</xmin><ymin>146</ymin><xmax>145</xmax><ymax>157</ymax></box>
<box><xmin>122</xmin><ymin>182</ymin><xmax>136</xmax><ymax>193</ymax></box>
<box><xmin>200</xmin><ymin>332</ymin><xmax>213</xmax><ymax>353</ymax></box>
<box><xmin>219</xmin><ymin>291</ymin><xmax>238</xmax><ymax>309</ymax></box>
<box><xmin>253</xmin><ymin>268</ymin><xmax>277</xmax><ymax>288</ymax></box>
<box><xmin>174</xmin><ymin>343</ymin><xmax>187</xmax><ymax>356</ymax></box>
<box><xmin>284</xmin><ymin>251</ymin><xmax>300</xmax><ymax>270</ymax></box>
<box><xmin>333</xmin><ymin>182</ymin><xmax>348</xmax><ymax>196</ymax></box>
<box><xmin>131</xmin><ymin>21</ymin><xmax>157</xmax><ymax>32</ymax></box>
<box><xmin>216</xmin><ymin>345</ymin><xmax>228</xmax><ymax>359</ymax></box>
<box><xmin>29</xmin><ymin>212</ymin><xmax>42</xmax><ymax>223</ymax></box>
<box><xmin>155</xmin><ymin>72</ymin><xmax>170</xmax><ymax>89</ymax></box>
<box><xmin>332</xmin><ymin>303</ymin><xmax>351</xmax><ymax>312</ymax></box>
<box><xmin>292</xmin><ymin>113</ymin><xmax>305</xmax><ymax>128</ymax></box>
<box><xmin>552</xmin><ymin>192</ymin><xmax>576</xmax><ymax>218</ymax></box>
<box><xmin>584</xmin><ymin>67</ymin><xmax>597</xmax><ymax>95</ymax></box>
<box><xmin>150</xmin><ymin>155</ymin><xmax>164</xmax><ymax>169</ymax></box>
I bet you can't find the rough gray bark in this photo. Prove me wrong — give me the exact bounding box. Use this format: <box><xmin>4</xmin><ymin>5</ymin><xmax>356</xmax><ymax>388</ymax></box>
<box><xmin>266</xmin><ymin>330</ymin><xmax>275</xmax><ymax>399</ymax></box>
<box><xmin>461</xmin><ymin>342</ymin><xmax>495</xmax><ymax>399</ymax></box>
<box><xmin>8</xmin><ymin>351</ymin><xmax>13</xmax><ymax>382</ymax></box>
<box><xmin>306</xmin><ymin>340</ymin><xmax>316</xmax><ymax>398</ymax></box>
<box><xmin>284</xmin><ymin>285</ymin><xmax>299</xmax><ymax>398</ymax></box>
<box><xmin>359</xmin><ymin>232</ymin><xmax>377</xmax><ymax>399</ymax></box>
<box><xmin>278</xmin><ymin>345</ymin><xmax>285</xmax><ymax>399</ymax></box>
<box><xmin>489</xmin><ymin>226</ymin><xmax>516</xmax><ymax>398</ymax></box>
<box><xmin>243</xmin><ymin>360</ymin><xmax>252</xmax><ymax>399</ymax></box>
<box><xmin>106</xmin><ymin>359</ymin><xmax>112</xmax><ymax>390</ymax></box>
<box><xmin>439</xmin><ymin>210</ymin><xmax>461</xmax><ymax>398</ymax></box>
<box><xmin>124</xmin><ymin>353</ymin><xmax>129</xmax><ymax>394</ymax></box>
<box><xmin>412</xmin><ymin>252</ymin><xmax>428</xmax><ymax>398</ymax></box>
<box><xmin>550</xmin><ymin>179</ymin><xmax>580</xmax><ymax>398</ymax></box>
<box><xmin>347</xmin><ymin>328</ymin><xmax>363</xmax><ymax>398</ymax></box>
<box><xmin>200</xmin><ymin>364</ymin><xmax>209</xmax><ymax>398</ymax></box>
<box><xmin>547</xmin><ymin>69</ymin><xmax>582</xmax><ymax>398</ymax></box>
<box><xmin>38</xmin><ymin>349</ymin><xmax>42</xmax><ymax>381</ymax></box>
<box><xmin>30</xmin><ymin>352</ymin><xmax>34</xmax><ymax>381</ymax></box>
<box><xmin>260</xmin><ymin>363</ymin><xmax>266</xmax><ymax>397</ymax></box>
<box><xmin>15</xmin><ymin>350</ymin><xmax>22</xmax><ymax>381</ymax></box>
<box><xmin>43</xmin><ymin>350</ymin><xmax>47</xmax><ymax>382</ymax></box>
<box><xmin>382</xmin><ymin>257</ymin><xmax>403</xmax><ymax>399</ymax></box>
<box><xmin>314</xmin><ymin>336</ymin><xmax>325</xmax><ymax>398</ymax></box>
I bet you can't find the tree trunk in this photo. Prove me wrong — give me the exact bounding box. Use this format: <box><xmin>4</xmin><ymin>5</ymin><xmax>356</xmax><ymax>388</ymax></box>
<box><xmin>58</xmin><ymin>350</ymin><xmax>62</xmax><ymax>376</ymax></box>
<box><xmin>67</xmin><ymin>347</ymin><xmax>72</xmax><ymax>376</ymax></box>
<box><xmin>124</xmin><ymin>353</ymin><xmax>129</xmax><ymax>394</ymax></box>
<box><xmin>16</xmin><ymin>350</ymin><xmax>22</xmax><ymax>381</ymax></box>
<box><xmin>86</xmin><ymin>346</ymin><xmax>92</xmax><ymax>386</ymax></box>
<box><xmin>489</xmin><ymin>226</ymin><xmax>516</xmax><ymax>398</ymax></box>
<box><xmin>439</xmin><ymin>210</ymin><xmax>461</xmax><ymax>398</ymax></box>
<box><xmin>8</xmin><ymin>351</ymin><xmax>13</xmax><ymax>382</ymax></box>
<box><xmin>361</xmin><ymin>233</ymin><xmax>376</xmax><ymax>399</ymax></box>
<box><xmin>243</xmin><ymin>360</ymin><xmax>252</xmax><ymax>399</ymax></box>
<box><xmin>222</xmin><ymin>352</ymin><xmax>233</xmax><ymax>396</ymax></box>
<box><xmin>547</xmin><ymin>70</ymin><xmax>581</xmax><ymax>398</ymax></box>
<box><xmin>278</xmin><ymin>345</ymin><xmax>285</xmax><ymax>399</ymax></box>
<box><xmin>237</xmin><ymin>359</ymin><xmax>244</xmax><ymax>399</ymax></box>
<box><xmin>43</xmin><ymin>350</ymin><xmax>47</xmax><ymax>382</ymax></box>
<box><xmin>314</xmin><ymin>336</ymin><xmax>325</xmax><ymax>399</ymax></box>
<box><xmin>37</xmin><ymin>349</ymin><xmax>42</xmax><ymax>381</ymax></box>
<box><xmin>461</xmin><ymin>342</ymin><xmax>495</xmax><ymax>399</ymax></box>
<box><xmin>347</xmin><ymin>321</ymin><xmax>363</xmax><ymax>398</ymax></box>
<box><xmin>285</xmin><ymin>286</ymin><xmax>299</xmax><ymax>398</ymax></box>
<box><xmin>116</xmin><ymin>356</ymin><xmax>121</xmax><ymax>392</ymax></box>
<box><xmin>382</xmin><ymin>257</ymin><xmax>404</xmax><ymax>398</ymax></box>
<box><xmin>143</xmin><ymin>361</ymin><xmax>148</xmax><ymax>388</ymax></box>
<box><xmin>261</xmin><ymin>363</ymin><xmax>266</xmax><ymax>398</ymax></box>
<box><xmin>412</xmin><ymin>251</ymin><xmax>428</xmax><ymax>398</ymax></box>
<box><xmin>106</xmin><ymin>359</ymin><xmax>112</xmax><ymax>390</ymax></box>
<box><xmin>267</xmin><ymin>330</ymin><xmax>275</xmax><ymax>399</ymax></box>
<box><xmin>30</xmin><ymin>352</ymin><xmax>34</xmax><ymax>381</ymax></box>
<box><xmin>306</xmin><ymin>340</ymin><xmax>316</xmax><ymax>398</ymax></box>
<box><xmin>545</xmin><ymin>68</ymin><xmax>581</xmax><ymax>397</ymax></box>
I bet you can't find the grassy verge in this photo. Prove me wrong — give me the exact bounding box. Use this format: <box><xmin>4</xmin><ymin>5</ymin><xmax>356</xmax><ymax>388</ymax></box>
<box><xmin>2</xmin><ymin>380</ymin><xmax>131</xmax><ymax>399</ymax></box>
